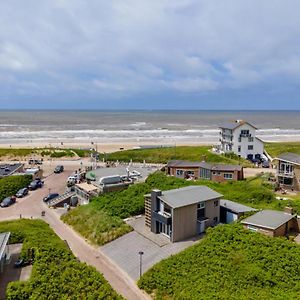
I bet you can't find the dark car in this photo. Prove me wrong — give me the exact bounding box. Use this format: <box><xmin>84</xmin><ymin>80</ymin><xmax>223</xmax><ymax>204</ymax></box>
<box><xmin>28</xmin><ymin>159</ymin><xmax>43</xmax><ymax>165</ymax></box>
<box><xmin>14</xmin><ymin>258</ymin><xmax>32</xmax><ymax>268</ymax></box>
<box><xmin>262</xmin><ymin>160</ymin><xmax>270</xmax><ymax>168</ymax></box>
<box><xmin>28</xmin><ymin>179</ymin><xmax>44</xmax><ymax>190</ymax></box>
<box><xmin>54</xmin><ymin>165</ymin><xmax>64</xmax><ymax>173</ymax></box>
<box><xmin>43</xmin><ymin>193</ymin><xmax>59</xmax><ymax>203</ymax></box>
<box><xmin>0</xmin><ymin>196</ymin><xmax>16</xmax><ymax>208</ymax></box>
<box><xmin>15</xmin><ymin>188</ymin><xmax>29</xmax><ymax>198</ymax></box>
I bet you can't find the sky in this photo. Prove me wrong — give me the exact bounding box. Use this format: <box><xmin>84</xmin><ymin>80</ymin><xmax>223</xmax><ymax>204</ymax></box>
<box><xmin>0</xmin><ymin>0</ymin><xmax>300</xmax><ymax>110</ymax></box>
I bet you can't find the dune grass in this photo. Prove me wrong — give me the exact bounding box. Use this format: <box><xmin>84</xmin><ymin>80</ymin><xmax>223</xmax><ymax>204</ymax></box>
<box><xmin>265</xmin><ymin>142</ymin><xmax>300</xmax><ymax>157</ymax></box>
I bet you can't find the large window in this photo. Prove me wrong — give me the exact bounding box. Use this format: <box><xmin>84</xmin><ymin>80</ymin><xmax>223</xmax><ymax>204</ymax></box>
<box><xmin>241</xmin><ymin>130</ymin><xmax>250</xmax><ymax>135</ymax></box>
<box><xmin>176</xmin><ymin>170</ymin><xmax>184</xmax><ymax>176</ymax></box>
<box><xmin>248</xmin><ymin>145</ymin><xmax>254</xmax><ymax>150</ymax></box>
<box><xmin>200</xmin><ymin>168</ymin><xmax>210</xmax><ymax>179</ymax></box>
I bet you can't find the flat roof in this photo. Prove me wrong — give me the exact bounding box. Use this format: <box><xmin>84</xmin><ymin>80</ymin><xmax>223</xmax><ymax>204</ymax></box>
<box><xmin>241</xmin><ymin>210</ymin><xmax>295</xmax><ymax>230</ymax></box>
<box><xmin>276</xmin><ymin>153</ymin><xmax>300</xmax><ymax>166</ymax></box>
<box><xmin>0</xmin><ymin>164</ymin><xmax>23</xmax><ymax>177</ymax></box>
<box><xmin>167</xmin><ymin>160</ymin><xmax>242</xmax><ymax>171</ymax></box>
<box><xmin>220</xmin><ymin>199</ymin><xmax>257</xmax><ymax>213</ymax></box>
<box><xmin>0</xmin><ymin>232</ymin><xmax>10</xmax><ymax>260</ymax></box>
<box><xmin>158</xmin><ymin>186</ymin><xmax>222</xmax><ymax>209</ymax></box>
<box><xmin>75</xmin><ymin>182</ymin><xmax>98</xmax><ymax>193</ymax></box>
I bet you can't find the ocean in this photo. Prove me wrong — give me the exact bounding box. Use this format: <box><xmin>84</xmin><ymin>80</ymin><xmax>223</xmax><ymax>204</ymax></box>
<box><xmin>0</xmin><ymin>110</ymin><xmax>299</xmax><ymax>146</ymax></box>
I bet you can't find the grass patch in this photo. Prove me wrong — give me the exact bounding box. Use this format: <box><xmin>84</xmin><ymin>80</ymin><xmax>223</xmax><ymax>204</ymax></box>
<box><xmin>138</xmin><ymin>224</ymin><xmax>300</xmax><ymax>299</ymax></box>
<box><xmin>105</xmin><ymin>146</ymin><xmax>252</xmax><ymax>166</ymax></box>
<box><xmin>265</xmin><ymin>142</ymin><xmax>300</xmax><ymax>157</ymax></box>
<box><xmin>0</xmin><ymin>219</ymin><xmax>121</xmax><ymax>299</ymax></box>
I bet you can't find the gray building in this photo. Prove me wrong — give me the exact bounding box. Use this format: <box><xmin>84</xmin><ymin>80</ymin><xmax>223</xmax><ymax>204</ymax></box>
<box><xmin>145</xmin><ymin>186</ymin><xmax>222</xmax><ymax>242</ymax></box>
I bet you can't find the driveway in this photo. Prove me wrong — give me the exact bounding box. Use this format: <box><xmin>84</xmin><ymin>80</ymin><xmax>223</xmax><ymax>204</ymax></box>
<box><xmin>102</xmin><ymin>216</ymin><xmax>202</xmax><ymax>280</ymax></box>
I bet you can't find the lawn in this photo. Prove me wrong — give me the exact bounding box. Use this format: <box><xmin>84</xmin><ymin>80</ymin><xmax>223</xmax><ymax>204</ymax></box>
<box><xmin>62</xmin><ymin>171</ymin><xmax>293</xmax><ymax>246</ymax></box>
<box><xmin>0</xmin><ymin>219</ymin><xmax>121</xmax><ymax>300</ymax></box>
<box><xmin>265</xmin><ymin>142</ymin><xmax>300</xmax><ymax>158</ymax></box>
<box><xmin>138</xmin><ymin>224</ymin><xmax>300</xmax><ymax>299</ymax></box>
<box><xmin>105</xmin><ymin>146</ymin><xmax>252</xmax><ymax>166</ymax></box>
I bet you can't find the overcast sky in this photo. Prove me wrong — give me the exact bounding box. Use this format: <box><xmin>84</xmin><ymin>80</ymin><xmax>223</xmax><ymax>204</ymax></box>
<box><xmin>0</xmin><ymin>0</ymin><xmax>300</xmax><ymax>110</ymax></box>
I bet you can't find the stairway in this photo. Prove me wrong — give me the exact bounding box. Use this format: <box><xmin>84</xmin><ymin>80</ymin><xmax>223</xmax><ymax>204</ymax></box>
<box><xmin>48</xmin><ymin>191</ymin><xmax>75</xmax><ymax>208</ymax></box>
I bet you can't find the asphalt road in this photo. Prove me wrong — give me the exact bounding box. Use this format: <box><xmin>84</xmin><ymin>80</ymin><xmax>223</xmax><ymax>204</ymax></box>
<box><xmin>0</xmin><ymin>169</ymin><xmax>150</xmax><ymax>300</ymax></box>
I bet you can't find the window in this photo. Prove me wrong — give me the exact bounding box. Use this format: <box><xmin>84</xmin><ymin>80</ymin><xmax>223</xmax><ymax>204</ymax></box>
<box><xmin>248</xmin><ymin>137</ymin><xmax>254</xmax><ymax>142</ymax></box>
<box><xmin>197</xmin><ymin>202</ymin><xmax>205</xmax><ymax>219</ymax></box>
<box><xmin>224</xmin><ymin>173</ymin><xmax>233</xmax><ymax>180</ymax></box>
<box><xmin>248</xmin><ymin>145</ymin><xmax>253</xmax><ymax>150</ymax></box>
<box><xmin>241</xmin><ymin>130</ymin><xmax>249</xmax><ymax>135</ymax></box>
<box><xmin>214</xmin><ymin>200</ymin><xmax>219</xmax><ymax>207</ymax></box>
<box><xmin>176</xmin><ymin>170</ymin><xmax>184</xmax><ymax>176</ymax></box>
<box><xmin>198</xmin><ymin>202</ymin><xmax>205</xmax><ymax>209</ymax></box>
<box><xmin>238</xmin><ymin>146</ymin><xmax>241</xmax><ymax>152</ymax></box>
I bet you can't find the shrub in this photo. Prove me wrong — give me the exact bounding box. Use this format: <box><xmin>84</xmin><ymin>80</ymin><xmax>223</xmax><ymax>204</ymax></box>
<box><xmin>0</xmin><ymin>175</ymin><xmax>32</xmax><ymax>200</ymax></box>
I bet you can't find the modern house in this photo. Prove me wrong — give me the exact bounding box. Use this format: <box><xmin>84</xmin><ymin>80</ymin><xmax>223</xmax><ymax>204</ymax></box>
<box><xmin>0</xmin><ymin>163</ymin><xmax>24</xmax><ymax>178</ymax></box>
<box><xmin>275</xmin><ymin>153</ymin><xmax>300</xmax><ymax>191</ymax></box>
<box><xmin>145</xmin><ymin>186</ymin><xmax>222</xmax><ymax>242</ymax></box>
<box><xmin>166</xmin><ymin>160</ymin><xmax>244</xmax><ymax>182</ymax></box>
<box><xmin>0</xmin><ymin>232</ymin><xmax>10</xmax><ymax>272</ymax></box>
<box><xmin>241</xmin><ymin>209</ymin><xmax>298</xmax><ymax>237</ymax></box>
<box><xmin>220</xmin><ymin>199</ymin><xmax>257</xmax><ymax>223</ymax></box>
<box><xmin>218</xmin><ymin>120</ymin><xmax>264</xmax><ymax>160</ymax></box>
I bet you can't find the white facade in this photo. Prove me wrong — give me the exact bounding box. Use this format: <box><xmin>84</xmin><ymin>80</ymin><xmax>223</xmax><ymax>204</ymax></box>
<box><xmin>219</xmin><ymin>121</ymin><xmax>264</xmax><ymax>159</ymax></box>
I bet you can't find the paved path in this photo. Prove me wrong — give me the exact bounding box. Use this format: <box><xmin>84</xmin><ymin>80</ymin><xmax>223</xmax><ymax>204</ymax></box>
<box><xmin>0</xmin><ymin>170</ymin><xmax>150</xmax><ymax>300</ymax></box>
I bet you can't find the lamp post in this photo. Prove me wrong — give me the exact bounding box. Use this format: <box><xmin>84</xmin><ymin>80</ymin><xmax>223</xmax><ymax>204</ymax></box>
<box><xmin>138</xmin><ymin>251</ymin><xmax>144</xmax><ymax>278</ymax></box>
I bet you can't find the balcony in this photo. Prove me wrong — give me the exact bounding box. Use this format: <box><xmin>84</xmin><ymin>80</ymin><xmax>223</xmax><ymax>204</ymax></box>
<box><xmin>240</xmin><ymin>134</ymin><xmax>252</xmax><ymax>138</ymax></box>
<box><xmin>277</xmin><ymin>171</ymin><xmax>295</xmax><ymax>178</ymax></box>
<box><xmin>153</xmin><ymin>211</ymin><xmax>172</xmax><ymax>225</ymax></box>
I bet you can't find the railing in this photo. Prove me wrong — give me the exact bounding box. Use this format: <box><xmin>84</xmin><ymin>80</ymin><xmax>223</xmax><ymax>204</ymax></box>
<box><xmin>277</xmin><ymin>171</ymin><xmax>295</xmax><ymax>178</ymax></box>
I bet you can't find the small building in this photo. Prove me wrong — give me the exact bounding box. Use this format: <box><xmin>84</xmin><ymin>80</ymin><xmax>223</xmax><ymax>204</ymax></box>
<box><xmin>74</xmin><ymin>182</ymin><xmax>99</xmax><ymax>205</ymax></box>
<box><xmin>0</xmin><ymin>232</ymin><xmax>10</xmax><ymax>272</ymax></box>
<box><xmin>218</xmin><ymin>120</ymin><xmax>264</xmax><ymax>160</ymax></box>
<box><xmin>145</xmin><ymin>186</ymin><xmax>222</xmax><ymax>242</ymax></box>
<box><xmin>166</xmin><ymin>160</ymin><xmax>243</xmax><ymax>182</ymax></box>
<box><xmin>275</xmin><ymin>152</ymin><xmax>300</xmax><ymax>191</ymax></box>
<box><xmin>24</xmin><ymin>168</ymin><xmax>43</xmax><ymax>180</ymax></box>
<box><xmin>241</xmin><ymin>209</ymin><xmax>298</xmax><ymax>237</ymax></box>
<box><xmin>220</xmin><ymin>199</ymin><xmax>257</xmax><ymax>223</ymax></box>
<box><xmin>0</xmin><ymin>164</ymin><xmax>24</xmax><ymax>178</ymax></box>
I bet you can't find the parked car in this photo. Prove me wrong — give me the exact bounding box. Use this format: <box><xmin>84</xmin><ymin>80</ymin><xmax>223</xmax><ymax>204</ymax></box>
<box><xmin>28</xmin><ymin>158</ymin><xmax>43</xmax><ymax>165</ymax></box>
<box><xmin>262</xmin><ymin>160</ymin><xmax>270</xmax><ymax>168</ymax></box>
<box><xmin>0</xmin><ymin>196</ymin><xmax>16</xmax><ymax>208</ymax></box>
<box><xmin>14</xmin><ymin>258</ymin><xmax>32</xmax><ymax>268</ymax></box>
<box><xmin>15</xmin><ymin>188</ymin><xmax>29</xmax><ymax>198</ymax></box>
<box><xmin>28</xmin><ymin>179</ymin><xmax>44</xmax><ymax>190</ymax></box>
<box><xmin>54</xmin><ymin>165</ymin><xmax>64</xmax><ymax>173</ymax></box>
<box><xmin>43</xmin><ymin>193</ymin><xmax>59</xmax><ymax>203</ymax></box>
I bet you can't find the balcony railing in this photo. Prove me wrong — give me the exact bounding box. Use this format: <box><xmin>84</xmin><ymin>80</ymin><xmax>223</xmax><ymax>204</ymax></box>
<box><xmin>153</xmin><ymin>211</ymin><xmax>172</xmax><ymax>225</ymax></box>
<box><xmin>277</xmin><ymin>171</ymin><xmax>295</xmax><ymax>178</ymax></box>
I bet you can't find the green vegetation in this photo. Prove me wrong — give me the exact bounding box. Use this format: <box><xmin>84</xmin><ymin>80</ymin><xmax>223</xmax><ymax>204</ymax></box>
<box><xmin>0</xmin><ymin>175</ymin><xmax>32</xmax><ymax>200</ymax></box>
<box><xmin>105</xmin><ymin>146</ymin><xmax>252</xmax><ymax>166</ymax></box>
<box><xmin>0</xmin><ymin>148</ymin><xmax>36</xmax><ymax>158</ymax></box>
<box><xmin>138</xmin><ymin>224</ymin><xmax>300</xmax><ymax>299</ymax></box>
<box><xmin>63</xmin><ymin>171</ymin><xmax>285</xmax><ymax>246</ymax></box>
<box><xmin>265</xmin><ymin>142</ymin><xmax>300</xmax><ymax>157</ymax></box>
<box><xmin>0</xmin><ymin>219</ymin><xmax>121</xmax><ymax>299</ymax></box>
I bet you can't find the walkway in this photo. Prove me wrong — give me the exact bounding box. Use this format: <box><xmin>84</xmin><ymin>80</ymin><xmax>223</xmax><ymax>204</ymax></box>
<box><xmin>0</xmin><ymin>171</ymin><xmax>150</xmax><ymax>300</ymax></box>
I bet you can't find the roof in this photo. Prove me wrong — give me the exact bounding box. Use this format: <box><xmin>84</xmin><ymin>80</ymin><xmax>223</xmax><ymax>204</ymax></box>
<box><xmin>25</xmin><ymin>168</ymin><xmax>40</xmax><ymax>174</ymax></box>
<box><xmin>75</xmin><ymin>182</ymin><xmax>98</xmax><ymax>193</ymax></box>
<box><xmin>276</xmin><ymin>153</ymin><xmax>300</xmax><ymax>166</ymax></box>
<box><xmin>219</xmin><ymin>120</ymin><xmax>257</xmax><ymax>130</ymax></box>
<box><xmin>241</xmin><ymin>210</ymin><xmax>295</xmax><ymax>230</ymax></box>
<box><xmin>0</xmin><ymin>232</ymin><xmax>10</xmax><ymax>259</ymax></box>
<box><xmin>220</xmin><ymin>199</ymin><xmax>257</xmax><ymax>213</ymax></box>
<box><xmin>167</xmin><ymin>160</ymin><xmax>242</xmax><ymax>171</ymax></box>
<box><xmin>0</xmin><ymin>164</ymin><xmax>23</xmax><ymax>177</ymax></box>
<box><xmin>158</xmin><ymin>186</ymin><xmax>223</xmax><ymax>209</ymax></box>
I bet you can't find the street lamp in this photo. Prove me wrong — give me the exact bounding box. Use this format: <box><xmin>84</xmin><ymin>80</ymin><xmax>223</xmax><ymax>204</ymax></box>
<box><xmin>138</xmin><ymin>251</ymin><xmax>144</xmax><ymax>278</ymax></box>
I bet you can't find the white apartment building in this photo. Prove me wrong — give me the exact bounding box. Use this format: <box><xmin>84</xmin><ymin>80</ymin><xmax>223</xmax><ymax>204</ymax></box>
<box><xmin>219</xmin><ymin>120</ymin><xmax>264</xmax><ymax>159</ymax></box>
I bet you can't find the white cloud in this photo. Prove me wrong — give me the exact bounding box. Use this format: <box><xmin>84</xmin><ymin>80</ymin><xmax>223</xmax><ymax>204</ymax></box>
<box><xmin>0</xmin><ymin>0</ymin><xmax>299</xmax><ymax>103</ymax></box>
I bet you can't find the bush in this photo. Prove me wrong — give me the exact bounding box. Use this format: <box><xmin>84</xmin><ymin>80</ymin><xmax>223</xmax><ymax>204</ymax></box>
<box><xmin>138</xmin><ymin>224</ymin><xmax>300</xmax><ymax>299</ymax></box>
<box><xmin>0</xmin><ymin>219</ymin><xmax>122</xmax><ymax>299</ymax></box>
<box><xmin>0</xmin><ymin>175</ymin><xmax>32</xmax><ymax>200</ymax></box>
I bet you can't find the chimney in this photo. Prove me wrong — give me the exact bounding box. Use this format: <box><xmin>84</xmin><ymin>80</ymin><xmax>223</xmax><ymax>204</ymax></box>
<box><xmin>284</xmin><ymin>207</ymin><xmax>294</xmax><ymax>215</ymax></box>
